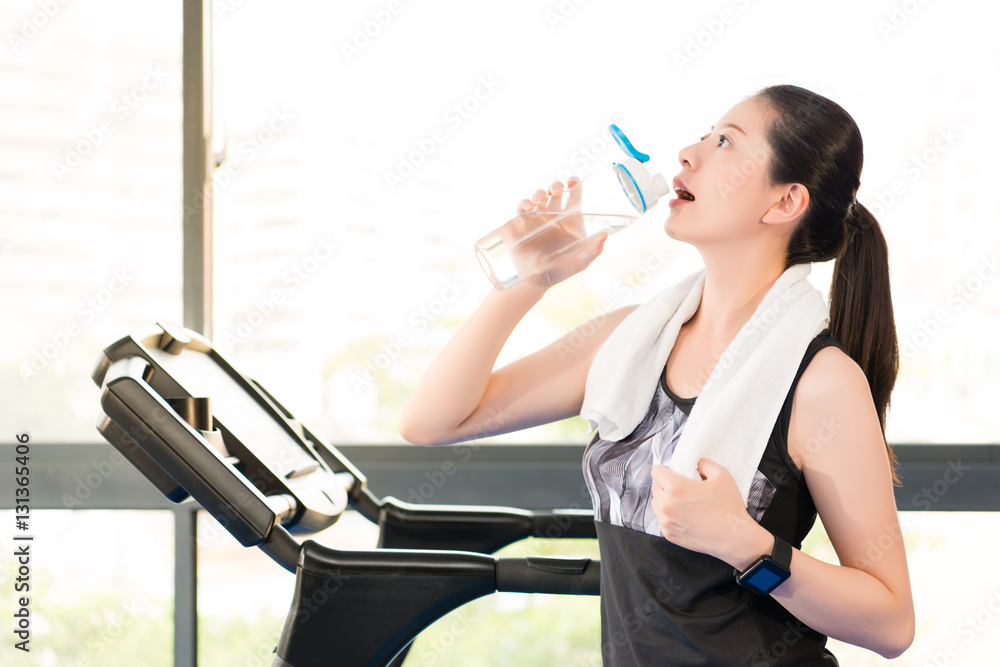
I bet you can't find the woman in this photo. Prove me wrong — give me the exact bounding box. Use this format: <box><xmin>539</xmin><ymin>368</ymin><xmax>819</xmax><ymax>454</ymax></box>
<box><xmin>399</xmin><ymin>85</ymin><xmax>915</xmax><ymax>664</ymax></box>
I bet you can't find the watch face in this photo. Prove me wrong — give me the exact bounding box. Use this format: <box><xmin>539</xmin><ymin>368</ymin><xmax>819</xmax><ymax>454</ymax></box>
<box><xmin>745</xmin><ymin>561</ymin><xmax>787</xmax><ymax>594</ymax></box>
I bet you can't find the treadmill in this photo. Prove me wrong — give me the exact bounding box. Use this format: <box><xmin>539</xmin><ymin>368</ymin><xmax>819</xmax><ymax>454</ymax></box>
<box><xmin>92</xmin><ymin>322</ymin><xmax>600</xmax><ymax>667</ymax></box>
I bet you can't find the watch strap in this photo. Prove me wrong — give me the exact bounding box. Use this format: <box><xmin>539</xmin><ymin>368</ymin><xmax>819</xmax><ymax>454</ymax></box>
<box><xmin>770</xmin><ymin>536</ymin><xmax>792</xmax><ymax>572</ymax></box>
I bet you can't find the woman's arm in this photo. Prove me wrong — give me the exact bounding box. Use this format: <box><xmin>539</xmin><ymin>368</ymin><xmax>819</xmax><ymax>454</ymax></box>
<box><xmin>768</xmin><ymin>346</ymin><xmax>915</xmax><ymax>657</ymax></box>
<box><xmin>398</xmin><ymin>279</ymin><xmax>635</xmax><ymax>445</ymax></box>
<box><xmin>398</xmin><ymin>180</ymin><xmax>639</xmax><ymax>446</ymax></box>
<box><xmin>649</xmin><ymin>346</ymin><xmax>914</xmax><ymax>659</ymax></box>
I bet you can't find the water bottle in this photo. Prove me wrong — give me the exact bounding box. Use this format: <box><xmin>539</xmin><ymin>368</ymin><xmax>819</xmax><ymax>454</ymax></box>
<box><xmin>474</xmin><ymin>124</ymin><xmax>670</xmax><ymax>290</ymax></box>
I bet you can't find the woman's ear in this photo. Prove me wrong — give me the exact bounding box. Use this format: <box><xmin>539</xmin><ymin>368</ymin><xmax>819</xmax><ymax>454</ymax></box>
<box><xmin>762</xmin><ymin>183</ymin><xmax>809</xmax><ymax>227</ymax></box>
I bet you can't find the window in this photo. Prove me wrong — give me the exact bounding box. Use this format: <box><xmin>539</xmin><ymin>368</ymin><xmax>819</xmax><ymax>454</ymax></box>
<box><xmin>0</xmin><ymin>0</ymin><xmax>182</xmax><ymax>444</ymax></box>
<box><xmin>210</xmin><ymin>0</ymin><xmax>999</xmax><ymax>446</ymax></box>
<box><xmin>0</xmin><ymin>510</ymin><xmax>174</xmax><ymax>665</ymax></box>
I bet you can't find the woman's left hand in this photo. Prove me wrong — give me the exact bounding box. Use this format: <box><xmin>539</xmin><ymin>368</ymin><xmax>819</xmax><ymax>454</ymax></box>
<box><xmin>650</xmin><ymin>458</ymin><xmax>766</xmax><ymax>567</ymax></box>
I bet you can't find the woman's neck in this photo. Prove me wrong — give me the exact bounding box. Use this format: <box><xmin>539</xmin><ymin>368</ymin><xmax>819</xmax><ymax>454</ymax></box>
<box><xmin>690</xmin><ymin>244</ymin><xmax>787</xmax><ymax>340</ymax></box>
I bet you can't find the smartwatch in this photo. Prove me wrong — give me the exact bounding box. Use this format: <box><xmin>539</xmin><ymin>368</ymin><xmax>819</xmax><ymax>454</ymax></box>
<box><xmin>734</xmin><ymin>535</ymin><xmax>792</xmax><ymax>595</ymax></box>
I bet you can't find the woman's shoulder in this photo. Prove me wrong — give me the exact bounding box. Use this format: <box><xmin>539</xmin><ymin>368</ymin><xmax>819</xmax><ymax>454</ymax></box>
<box><xmin>795</xmin><ymin>337</ymin><xmax>868</xmax><ymax>407</ymax></box>
<box><xmin>787</xmin><ymin>334</ymin><xmax>878</xmax><ymax>468</ymax></box>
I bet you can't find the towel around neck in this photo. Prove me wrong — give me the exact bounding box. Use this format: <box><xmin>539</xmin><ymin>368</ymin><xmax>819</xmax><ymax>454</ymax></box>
<box><xmin>580</xmin><ymin>263</ymin><xmax>830</xmax><ymax>503</ymax></box>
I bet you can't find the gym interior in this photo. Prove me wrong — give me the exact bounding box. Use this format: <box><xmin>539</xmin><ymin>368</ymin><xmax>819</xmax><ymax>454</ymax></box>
<box><xmin>1</xmin><ymin>1</ymin><xmax>998</xmax><ymax>666</ymax></box>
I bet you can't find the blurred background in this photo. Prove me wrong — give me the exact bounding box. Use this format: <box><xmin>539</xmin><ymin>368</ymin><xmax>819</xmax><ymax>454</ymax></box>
<box><xmin>1</xmin><ymin>0</ymin><xmax>998</xmax><ymax>665</ymax></box>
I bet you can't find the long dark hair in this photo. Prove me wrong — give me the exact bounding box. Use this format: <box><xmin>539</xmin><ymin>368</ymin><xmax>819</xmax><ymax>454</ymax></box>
<box><xmin>755</xmin><ymin>85</ymin><xmax>901</xmax><ymax>484</ymax></box>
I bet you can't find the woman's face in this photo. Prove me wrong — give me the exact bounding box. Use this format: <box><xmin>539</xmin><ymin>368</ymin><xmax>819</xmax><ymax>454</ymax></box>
<box><xmin>665</xmin><ymin>96</ymin><xmax>784</xmax><ymax>247</ymax></box>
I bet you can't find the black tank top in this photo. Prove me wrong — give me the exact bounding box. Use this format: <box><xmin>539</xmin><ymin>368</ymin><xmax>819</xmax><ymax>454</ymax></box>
<box><xmin>584</xmin><ymin>330</ymin><xmax>842</xmax><ymax>666</ymax></box>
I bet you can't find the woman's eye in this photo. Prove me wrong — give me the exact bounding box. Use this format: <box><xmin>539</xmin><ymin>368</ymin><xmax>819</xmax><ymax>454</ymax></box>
<box><xmin>699</xmin><ymin>133</ymin><xmax>731</xmax><ymax>147</ymax></box>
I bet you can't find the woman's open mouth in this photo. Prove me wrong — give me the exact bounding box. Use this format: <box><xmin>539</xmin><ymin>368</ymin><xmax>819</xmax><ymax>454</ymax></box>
<box><xmin>671</xmin><ymin>177</ymin><xmax>695</xmax><ymax>203</ymax></box>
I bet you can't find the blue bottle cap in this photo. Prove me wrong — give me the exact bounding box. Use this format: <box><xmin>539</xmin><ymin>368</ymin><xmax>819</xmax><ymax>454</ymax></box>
<box><xmin>609</xmin><ymin>124</ymin><xmax>650</xmax><ymax>163</ymax></box>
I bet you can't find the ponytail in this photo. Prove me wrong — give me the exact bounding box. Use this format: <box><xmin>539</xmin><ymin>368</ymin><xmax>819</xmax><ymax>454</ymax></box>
<box><xmin>829</xmin><ymin>204</ymin><xmax>901</xmax><ymax>484</ymax></box>
<box><xmin>755</xmin><ymin>84</ymin><xmax>901</xmax><ymax>485</ymax></box>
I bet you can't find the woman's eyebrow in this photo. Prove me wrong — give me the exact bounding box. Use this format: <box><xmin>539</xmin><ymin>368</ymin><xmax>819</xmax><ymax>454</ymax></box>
<box><xmin>710</xmin><ymin>123</ymin><xmax>747</xmax><ymax>135</ymax></box>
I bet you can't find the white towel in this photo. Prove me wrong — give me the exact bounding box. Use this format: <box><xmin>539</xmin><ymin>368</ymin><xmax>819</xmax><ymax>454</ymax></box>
<box><xmin>580</xmin><ymin>263</ymin><xmax>829</xmax><ymax>503</ymax></box>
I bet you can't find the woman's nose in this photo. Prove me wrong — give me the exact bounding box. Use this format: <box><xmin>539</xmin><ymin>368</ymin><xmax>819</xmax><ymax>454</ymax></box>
<box><xmin>678</xmin><ymin>141</ymin><xmax>698</xmax><ymax>170</ymax></box>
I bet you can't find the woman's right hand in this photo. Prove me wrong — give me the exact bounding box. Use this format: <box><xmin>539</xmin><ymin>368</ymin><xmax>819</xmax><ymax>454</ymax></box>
<box><xmin>512</xmin><ymin>177</ymin><xmax>608</xmax><ymax>289</ymax></box>
<box><xmin>400</xmin><ymin>175</ymin><xmax>629</xmax><ymax>446</ymax></box>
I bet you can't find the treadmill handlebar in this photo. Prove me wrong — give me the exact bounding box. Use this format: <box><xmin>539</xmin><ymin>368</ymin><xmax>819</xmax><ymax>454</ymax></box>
<box><xmin>376</xmin><ymin>497</ymin><xmax>597</xmax><ymax>553</ymax></box>
<box><xmin>496</xmin><ymin>555</ymin><xmax>600</xmax><ymax>595</ymax></box>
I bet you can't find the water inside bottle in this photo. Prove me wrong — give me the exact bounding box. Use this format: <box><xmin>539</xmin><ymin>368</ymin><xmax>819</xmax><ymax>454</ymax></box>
<box><xmin>475</xmin><ymin>212</ymin><xmax>636</xmax><ymax>290</ymax></box>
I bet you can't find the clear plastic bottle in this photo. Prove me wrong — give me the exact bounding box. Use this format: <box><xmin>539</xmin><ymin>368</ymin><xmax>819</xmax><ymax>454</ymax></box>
<box><xmin>474</xmin><ymin>125</ymin><xmax>670</xmax><ymax>290</ymax></box>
